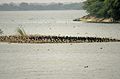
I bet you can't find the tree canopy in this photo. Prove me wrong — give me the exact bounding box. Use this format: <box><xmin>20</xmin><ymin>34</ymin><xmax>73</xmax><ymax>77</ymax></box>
<box><xmin>83</xmin><ymin>0</ymin><xmax>120</xmax><ymax>20</ymax></box>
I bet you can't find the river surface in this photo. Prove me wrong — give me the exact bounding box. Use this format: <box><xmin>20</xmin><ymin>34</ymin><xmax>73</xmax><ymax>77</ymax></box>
<box><xmin>0</xmin><ymin>43</ymin><xmax>120</xmax><ymax>79</ymax></box>
<box><xmin>0</xmin><ymin>10</ymin><xmax>120</xmax><ymax>79</ymax></box>
<box><xmin>0</xmin><ymin>10</ymin><xmax>120</xmax><ymax>39</ymax></box>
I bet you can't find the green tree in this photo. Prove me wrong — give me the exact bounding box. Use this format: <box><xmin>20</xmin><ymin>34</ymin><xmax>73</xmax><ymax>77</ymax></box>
<box><xmin>83</xmin><ymin>0</ymin><xmax>120</xmax><ymax>20</ymax></box>
<box><xmin>104</xmin><ymin>0</ymin><xmax>120</xmax><ymax>20</ymax></box>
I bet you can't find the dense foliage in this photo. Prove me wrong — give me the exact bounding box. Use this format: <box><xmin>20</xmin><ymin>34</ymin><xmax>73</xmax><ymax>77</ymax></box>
<box><xmin>83</xmin><ymin>0</ymin><xmax>120</xmax><ymax>20</ymax></box>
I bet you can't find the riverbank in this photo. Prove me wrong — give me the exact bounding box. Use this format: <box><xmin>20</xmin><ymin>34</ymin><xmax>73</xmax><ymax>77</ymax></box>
<box><xmin>0</xmin><ymin>35</ymin><xmax>120</xmax><ymax>43</ymax></box>
<box><xmin>73</xmin><ymin>15</ymin><xmax>120</xmax><ymax>23</ymax></box>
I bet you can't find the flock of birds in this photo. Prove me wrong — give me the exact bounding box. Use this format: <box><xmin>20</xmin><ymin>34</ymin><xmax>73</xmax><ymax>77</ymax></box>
<box><xmin>0</xmin><ymin>35</ymin><xmax>120</xmax><ymax>43</ymax></box>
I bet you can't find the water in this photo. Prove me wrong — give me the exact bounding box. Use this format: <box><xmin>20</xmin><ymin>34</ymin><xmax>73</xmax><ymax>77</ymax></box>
<box><xmin>0</xmin><ymin>10</ymin><xmax>120</xmax><ymax>79</ymax></box>
<box><xmin>0</xmin><ymin>10</ymin><xmax>120</xmax><ymax>39</ymax></box>
<box><xmin>0</xmin><ymin>43</ymin><xmax>120</xmax><ymax>79</ymax></box>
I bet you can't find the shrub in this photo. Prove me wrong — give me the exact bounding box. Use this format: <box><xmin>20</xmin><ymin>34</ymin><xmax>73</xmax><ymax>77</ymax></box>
<box><xmin>17</xmin><ymin>27</ymin><xmax>26</xmax><ymax>36</ymax></box>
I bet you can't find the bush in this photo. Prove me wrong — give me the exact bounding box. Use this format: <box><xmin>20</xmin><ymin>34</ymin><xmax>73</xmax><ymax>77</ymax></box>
<box><xmin>17</xmin><ymin>27</ymin><xmax>26</xmax><ymax>36</ymax></box>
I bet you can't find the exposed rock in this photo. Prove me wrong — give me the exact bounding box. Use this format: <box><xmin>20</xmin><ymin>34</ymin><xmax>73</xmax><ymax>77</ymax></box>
<box><xmin>73</xmin><ymin>18</ymin><xmax>81</xmax><ymax>21</ymax></box>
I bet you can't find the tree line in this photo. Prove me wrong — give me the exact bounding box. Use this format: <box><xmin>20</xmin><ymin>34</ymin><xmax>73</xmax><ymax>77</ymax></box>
<box><xmin>0</xmin><ymin>2</ymin><xmax>83</xmax><ymax>11</ymax></box>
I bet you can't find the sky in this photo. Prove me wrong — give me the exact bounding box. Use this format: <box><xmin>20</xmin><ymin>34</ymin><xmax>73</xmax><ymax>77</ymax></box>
<box><xmin>0</xmin><ymin>0</ymin><xmax>85</xmax><ymax>3</ymax></box>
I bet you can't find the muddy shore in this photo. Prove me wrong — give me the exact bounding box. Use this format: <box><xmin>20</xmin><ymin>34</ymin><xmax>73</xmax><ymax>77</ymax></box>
<box><xmin>0</xmin><ymin>35</ymin><xmax>120</xmax><ymax>43</ymax></box>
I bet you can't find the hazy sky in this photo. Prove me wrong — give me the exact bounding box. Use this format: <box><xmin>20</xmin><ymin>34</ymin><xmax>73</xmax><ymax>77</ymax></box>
<box><xmin>0</xmin><ymin>0</ymin><xmax>85</xmax><ymax>3</ymax></box>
